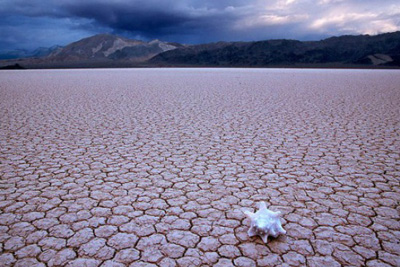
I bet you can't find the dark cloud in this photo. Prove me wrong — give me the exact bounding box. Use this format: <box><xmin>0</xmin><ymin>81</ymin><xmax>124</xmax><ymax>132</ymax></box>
<box><xmin>0</xmin><ymin>0</ymin><xmax>399</xmax><ymax>50</ymax></box>
<box><xmin>64</xmin><ymin>2</ymin><xmax>193</xmax><ymax>35</ymax></box>
<box><xmin>59</xmin><ymin>0</ymin><xmax>242</xmax><ymax>42</ymax></box>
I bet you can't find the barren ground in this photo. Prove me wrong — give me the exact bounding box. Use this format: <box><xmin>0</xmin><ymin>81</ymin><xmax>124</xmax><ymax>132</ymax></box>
<box><xmin>0</xmin><ymin>68</ymin><xmax>399</xmax><ymax>266</ymax></box>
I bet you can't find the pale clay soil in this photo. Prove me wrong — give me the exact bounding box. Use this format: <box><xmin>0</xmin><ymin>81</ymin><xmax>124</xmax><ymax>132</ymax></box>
<box><xmin>0</xmin><ymin>68</ymin><xmax>399</xmax><ymax>267</ymax></box>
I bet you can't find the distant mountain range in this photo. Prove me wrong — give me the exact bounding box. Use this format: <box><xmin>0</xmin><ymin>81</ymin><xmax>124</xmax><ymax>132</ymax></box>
<box><xmin>1</xmin><ymin>31</ymin><xmax>400</xmax><ymax>68</ymax></box>
<box><xmin>0</xmin><ymin>45</ymin><xmax>63</xmax><ymax>60</ymax></box>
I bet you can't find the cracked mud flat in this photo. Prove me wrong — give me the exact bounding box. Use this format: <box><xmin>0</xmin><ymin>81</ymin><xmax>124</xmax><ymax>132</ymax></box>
<box><xmin>0</xmin><ymin>68</ymin><xmax>399</xmax><ymax>267</ymax></box>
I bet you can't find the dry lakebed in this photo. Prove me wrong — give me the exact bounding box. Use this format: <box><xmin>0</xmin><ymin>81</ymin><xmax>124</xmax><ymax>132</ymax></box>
<box><xmin>0</xmin><ymin>68</ymin><xmax>399</xmax><ymax>266</ymax></box>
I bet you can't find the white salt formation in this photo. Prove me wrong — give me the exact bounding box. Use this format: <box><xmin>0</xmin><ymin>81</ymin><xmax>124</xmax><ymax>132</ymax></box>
<box><xmin>244</xmin><ymin>202</ymin><xmax>286</xmax><ymax>243</ymax></box>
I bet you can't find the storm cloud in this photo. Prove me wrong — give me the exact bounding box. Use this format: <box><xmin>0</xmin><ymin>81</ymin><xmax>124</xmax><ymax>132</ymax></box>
<box><xmin>1</xmin><ymin>0</ymin><xmax>399</xmax><ymax>50</ymax></box>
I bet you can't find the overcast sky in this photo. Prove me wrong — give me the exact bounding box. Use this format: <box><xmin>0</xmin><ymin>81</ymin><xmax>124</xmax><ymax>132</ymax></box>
<box><xmin>1</xmin><ymin>0</ymin><xmax>399</xmax><ymax>50</ymax></box>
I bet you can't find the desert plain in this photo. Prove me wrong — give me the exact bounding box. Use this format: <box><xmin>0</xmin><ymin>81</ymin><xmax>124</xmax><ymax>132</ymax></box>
<box><xmin>0</xmin><ymin>68</ymin><xmax>399</xmax><ymax>266</ymax></box>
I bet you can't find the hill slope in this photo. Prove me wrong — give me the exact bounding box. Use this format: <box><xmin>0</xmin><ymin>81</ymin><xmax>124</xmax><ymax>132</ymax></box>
<box><xmin>150</xmin><ymin>31</ymin><xmax>400</xmax><ymax>67</ymax></box>
<box><xmin>48</xmin><ymin>34</ymin><xmax>181</xmax><ymax>62</ymax></box>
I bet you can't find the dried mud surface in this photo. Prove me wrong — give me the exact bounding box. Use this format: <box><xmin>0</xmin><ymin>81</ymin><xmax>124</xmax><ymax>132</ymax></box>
<box><xmin>1</xmin><ymin>68</ymin><xmax>399</xmax><ymax>266</ymax></box>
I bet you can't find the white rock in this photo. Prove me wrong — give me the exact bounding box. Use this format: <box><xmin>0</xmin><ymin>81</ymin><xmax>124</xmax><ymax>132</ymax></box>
<box><xmin>243</xmin><ymin>202</ymin><xmax>286</xmax><ymax>243</ymax></box>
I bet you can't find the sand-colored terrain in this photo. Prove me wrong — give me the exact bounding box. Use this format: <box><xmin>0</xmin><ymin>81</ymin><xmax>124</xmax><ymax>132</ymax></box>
<box><xmin>0</xmin><ymin>68</ymin><xmax>399</xmax><ymax>266</ymax></box>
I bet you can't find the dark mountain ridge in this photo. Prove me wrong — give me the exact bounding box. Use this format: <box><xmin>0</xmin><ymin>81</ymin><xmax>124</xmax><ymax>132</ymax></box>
<box><xmin>150</xmin><ymin>32</ymin><xmax>400</xmax><ymax>67</ymax></box>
